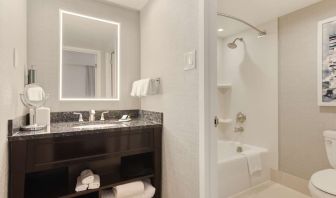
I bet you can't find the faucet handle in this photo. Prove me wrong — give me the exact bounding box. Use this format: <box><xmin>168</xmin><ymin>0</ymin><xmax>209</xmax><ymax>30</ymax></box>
<box><xmin>100</xmin><ymin>111</ymin><xmax>109</xmax><ymax>121</ymax></box>
<box><xmin>73</xmin><ymin>112</ymin><xmax>84</xmax><ymax>122</ymax></box>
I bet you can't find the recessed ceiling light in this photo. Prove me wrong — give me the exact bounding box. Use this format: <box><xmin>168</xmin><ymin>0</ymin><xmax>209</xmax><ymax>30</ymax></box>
<box><xmin>218</xmin><ymin>28</ymin><xmax>224</xmax><ymax>32</ymax></box>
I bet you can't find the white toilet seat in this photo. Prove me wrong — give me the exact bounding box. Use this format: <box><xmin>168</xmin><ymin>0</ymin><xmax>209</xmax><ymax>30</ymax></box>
<box><xmin>309</xmin><ymin>169</ymin><xmax>336</xmax><ymax>198</ymax></box>
<box><xmin>309</xmin><ymin>182</ymin><xmax>336</xmax><ymax>198</ymax></box>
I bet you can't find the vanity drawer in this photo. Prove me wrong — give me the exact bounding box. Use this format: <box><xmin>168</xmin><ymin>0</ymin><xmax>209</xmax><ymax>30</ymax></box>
<box><xmin>26</xmin><ymin>133</ymin><xmax>127</xmax><ymax>171</ymax></box>
<box><xmin>127</xmin><ymin>129</ymin><xmax>154</xmax><ymax>154</ymax></box>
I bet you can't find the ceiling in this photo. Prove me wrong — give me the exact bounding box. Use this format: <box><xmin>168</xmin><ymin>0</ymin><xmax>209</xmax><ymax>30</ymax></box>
<box><xmin>98</xmin><ymin>0</ymin><xmax>149</xmax><ymax>10</ymax></box>
<box><xmin>217</xmin><ymin>0</ymin><xmax>322</xmax><ymax>37</ymax></box>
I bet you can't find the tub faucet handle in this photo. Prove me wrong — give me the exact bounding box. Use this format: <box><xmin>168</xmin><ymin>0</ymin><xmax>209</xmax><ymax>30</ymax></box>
<box><xmin>236</xmin><ymin>112</ymin><xmax>247</xmax><ymax>124</ymax></box>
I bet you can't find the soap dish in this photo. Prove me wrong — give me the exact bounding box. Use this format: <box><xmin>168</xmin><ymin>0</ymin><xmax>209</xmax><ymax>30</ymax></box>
<box><xmin>118</xmin><ymin>118</ymin><xmax>132</xmax><ymax>122</ymax></box>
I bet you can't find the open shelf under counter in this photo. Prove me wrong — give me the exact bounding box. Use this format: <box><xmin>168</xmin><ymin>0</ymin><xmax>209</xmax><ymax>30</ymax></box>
<box><xmin>60</xmin><ymin>173</ymin><xmax>155</xmax><ymax>198</ymax></box>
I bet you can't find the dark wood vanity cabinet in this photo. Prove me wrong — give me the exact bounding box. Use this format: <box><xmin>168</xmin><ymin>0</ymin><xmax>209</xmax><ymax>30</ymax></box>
<box><xmin>8</xmin><ymin>127</ymin><xmax>162</xmax><ymax>198</ymax></box>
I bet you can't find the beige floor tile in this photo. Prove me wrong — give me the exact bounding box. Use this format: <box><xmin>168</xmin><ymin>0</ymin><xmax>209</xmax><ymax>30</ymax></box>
<box><xmin>230</xmin><ymin>181</ymin><xmax>311</xmax><ymax>198</ymax></box>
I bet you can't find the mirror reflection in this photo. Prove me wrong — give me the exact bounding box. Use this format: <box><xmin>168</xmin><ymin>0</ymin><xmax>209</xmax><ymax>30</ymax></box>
<box><xmin>61</xmin><ymin>11</ymin><xmax>119</xmax><ymax>100</ymax></box>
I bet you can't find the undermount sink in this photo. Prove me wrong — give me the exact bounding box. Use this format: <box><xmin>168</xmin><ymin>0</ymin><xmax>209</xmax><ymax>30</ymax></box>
<box><xmin>73</xmin><ymin>124</ymin><xmax>118</xmax><ymax>130</ymax></box>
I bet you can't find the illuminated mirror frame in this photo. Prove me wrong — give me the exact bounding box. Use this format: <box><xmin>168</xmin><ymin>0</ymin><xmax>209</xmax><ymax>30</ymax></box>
<box><xmin>59</xmin><ymin>10</ymin><xmax>120</xmax><ymax>101</ymax></box>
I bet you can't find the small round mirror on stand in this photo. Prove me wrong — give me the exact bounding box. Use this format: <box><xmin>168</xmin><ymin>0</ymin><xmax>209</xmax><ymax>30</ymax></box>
<box><xmin>20</xmin><ymin>84</ymin><xmax>48</xmax><ymax>131</ymax></box>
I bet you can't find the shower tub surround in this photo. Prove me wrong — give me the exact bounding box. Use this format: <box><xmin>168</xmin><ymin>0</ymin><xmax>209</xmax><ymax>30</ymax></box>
<box><xmin>7</xmin><ymin>110</ymin><xmax>162</xmax><ymax>198</ymax></box>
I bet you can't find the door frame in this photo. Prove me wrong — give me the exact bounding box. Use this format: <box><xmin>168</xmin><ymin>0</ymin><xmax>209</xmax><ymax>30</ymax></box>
<box><xmin>198</xmin><ymin>0</ymin><xmax>218</xmax><ymax>197</ymax></box>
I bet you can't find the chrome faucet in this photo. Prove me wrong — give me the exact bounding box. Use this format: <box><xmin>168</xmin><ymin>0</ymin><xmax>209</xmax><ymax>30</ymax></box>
<box><xmin>89</xmin><ymin>110</ymin><xmax>96</xmax><ymax>122</ymax></box>
<box><xmin>100</xmin><ymin>111</ymin><xmax>109</xmax><ymax>121</ymax></box>
<box><xmin>73</xmin><ymin>112</ymin><xmax>83</xmax><ymax>122</ymax></box>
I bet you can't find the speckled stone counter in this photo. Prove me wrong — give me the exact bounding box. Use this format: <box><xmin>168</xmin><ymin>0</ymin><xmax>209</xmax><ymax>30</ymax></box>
<box><xmin>8</xmin><ymin>110</ymin><xmax>163</xmax><ymax>141</ymax></box>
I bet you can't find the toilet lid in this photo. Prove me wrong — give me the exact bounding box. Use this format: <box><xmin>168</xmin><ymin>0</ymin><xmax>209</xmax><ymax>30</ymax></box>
<box><xmin>311</xmin><ymin>169</ymin><xmax>336</xmax><ymax>196</ymax></box>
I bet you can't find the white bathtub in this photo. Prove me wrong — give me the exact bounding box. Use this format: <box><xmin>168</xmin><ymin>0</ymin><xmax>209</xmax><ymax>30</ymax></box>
<box><xmin>217</xmin><ymin>140</ymin><xmax>270</xmax><ymax>197</ymax></box>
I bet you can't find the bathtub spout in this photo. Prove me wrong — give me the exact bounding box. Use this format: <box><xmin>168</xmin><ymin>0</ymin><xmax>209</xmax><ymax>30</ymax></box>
<box><xmin>237</xmin><ymin>146</ymin><xmax>243</xmax><ymax>153</ymax></box>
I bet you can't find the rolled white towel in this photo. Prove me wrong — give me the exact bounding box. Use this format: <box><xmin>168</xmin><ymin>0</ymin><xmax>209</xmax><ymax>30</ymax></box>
<box><xmin>80</xmin><ymin>169</ymin><xmax>95</xmax><ymax>184</ymax></box>
<box><xmin>101</xmin><ymin>190</ymin><xmax>115</xmax><ymax>198</ymax></box>
<box><xmin>115</xmin><ymin>181</ymin><xmax>155</xmax><ymax>198</ymax></box>
<box><xmin>75</xmin><ymin>176</ymin><xmax>88</xmax><ymax>192</ymax></box>
<box><xmin>113</xmin><ymin>181</ymin><xmax>145</xmax><ymax>198</ymax></box>
<box><xmin>88</xmin><ymin>174</ymin><xmax>100</xmax><ymax>189</ymax></box>
<box><xmin>143</xmin><ymin>181</ymin><xmax>155</xmax><ymax>198</ymax></box>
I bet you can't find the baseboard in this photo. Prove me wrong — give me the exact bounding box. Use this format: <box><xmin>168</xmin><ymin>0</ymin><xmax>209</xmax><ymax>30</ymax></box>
<box><xmin>271</xmin><ymin>169</ymin><xmax>311</xmax><ymax>196</ymax></box>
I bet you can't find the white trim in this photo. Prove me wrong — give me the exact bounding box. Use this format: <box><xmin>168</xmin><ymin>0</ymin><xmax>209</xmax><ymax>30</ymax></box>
<box><xmin>317</xmin><ymin>16</ymin><xmax>336</xmax><ymax>106</ymax></box>
<box><xmin>59</xmin><ymin>9</ymin><xmax>121</xmax><ymax>101</ymax></box>
<box><xmin>199</xmin><ymin>0</ymin><xmax>218</xmax><ymax>197</ymax></box>
<box><xmin>63</xmin><ymin>46</ymin><xmax>101</xmax><ymax>55</ymax></box>
<box><xmin>105</xmin><ymin>52</ymin><xmax>112</xmax><ymax>98</ymax></box>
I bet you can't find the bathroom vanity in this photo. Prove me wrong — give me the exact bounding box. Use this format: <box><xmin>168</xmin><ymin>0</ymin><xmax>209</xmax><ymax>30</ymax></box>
<box><xmin>8</xmin><ymin>110</ymin><xmax>162</xmax><ymax>198</ymax></box>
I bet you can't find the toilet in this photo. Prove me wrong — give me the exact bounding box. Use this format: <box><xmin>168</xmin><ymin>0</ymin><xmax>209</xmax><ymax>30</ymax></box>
<box><xmin>309</xmin><ymin>130</ymin><xmax>336</xmax><ymax>198</ymax></box>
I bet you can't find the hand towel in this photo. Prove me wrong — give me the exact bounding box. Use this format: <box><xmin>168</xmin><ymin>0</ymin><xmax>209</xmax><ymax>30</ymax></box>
<box><xmin>27</xmin><ymin>86</ymin><xmax>43</xmax><ymax>101</ymax></box>
<box><xmin>75</xmin><ymin>176</ymin><xmax>88</xmax><ymax>192</ymax></box>
<box><xmin>139</xmin><ymin>78</ymin><xmax>151</xmax><ymax>97</ymax></box>
<box><xmin>131</xmin><ymin>80</ymin><xmax>140</xmax><ymax>97</ymax></box>
<box><xmin>88</xmin><ymin>174</ymin><xmax>100</xmax><ymax>189</ymax></box>
<box><xmin>80</xmin><ymin>169</ymin><xmax>95</xmax><ymax>184</ymax></box>
<box><xmin>131</xmin><ymin>78</ymin><xmax>159</xmax><ymax>97</ymax></box>
<box><xmin>113</xmin><ymin>181</ymin><xmax>145</xmax><ymax>198</ymax></box>
<box><xmin>242</xmin><ymin>150</ymin><xmax>262</xmax><ymax>175</ymax></box>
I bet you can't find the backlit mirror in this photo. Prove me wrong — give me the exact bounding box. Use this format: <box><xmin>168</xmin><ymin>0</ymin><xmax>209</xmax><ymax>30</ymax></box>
<box><xmin>60</xmin><ymin>10</ymin><xmax>120</xmax><ymax>100</ymax></box>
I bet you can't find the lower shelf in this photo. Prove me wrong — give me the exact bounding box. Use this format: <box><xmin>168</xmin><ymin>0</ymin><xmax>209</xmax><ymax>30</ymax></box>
<box><xmin>25</xmin><ymin>169</ymin><xmax>154</xmax><ymax>198</ymax></box>
<box><xmin>62</xmin><ymin>173</ymin><xmax>155</xmax><ymax>198</ymax></box>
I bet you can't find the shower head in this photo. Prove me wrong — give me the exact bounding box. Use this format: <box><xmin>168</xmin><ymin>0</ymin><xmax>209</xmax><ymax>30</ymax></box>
<box><xmin>227</xmin><ymin>38</ymin><xmax>243</xmax><ymax>49</ymax></box>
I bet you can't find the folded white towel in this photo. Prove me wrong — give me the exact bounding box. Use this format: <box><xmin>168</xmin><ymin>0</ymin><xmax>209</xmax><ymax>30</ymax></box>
<box><xmin>75</xmin><ymin>176</ymin><xmax>88</xmax><ymax>192</ymax></box>
<box><xmin>242</xmin><ymin>150</ymin><xmax>262</xmax><ymax>175</ymax></box>
<box><xmin>88</xmin><ymin>174</ymin><xmax>100</xmax><ymax>189</ymax></box>
<box><xmin>27</xmin><ymin>86</ymin><xmax>43</xmax><ymax>101</ymax></box>
<box><xmin>130</xmin><ymin>78</ymin><xmax>160</xmax><ymax>97</ymax></box>
<box><xmin>140</xmin><ymin>78</ymin><xmax>150</xmax><ymax>97</ymax></box>
<box><xmin>113</xmin><ymin>181</ymin><xmax>145</xmax><ymax>198</ymax></box>
<box><xmin>131</xmin><ymin>80</ymin><xmax>140</xmax><ymax>97</ymax></box>
<box><xmin>80</xmin><ymin>169</ymin><xmax>95</xmax><ymax>184</ymax></box>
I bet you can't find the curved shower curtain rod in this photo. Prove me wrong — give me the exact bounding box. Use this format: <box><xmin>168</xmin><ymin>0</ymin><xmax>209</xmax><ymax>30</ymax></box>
<box><xmin>217</xmin><ymin>12</ymin><xmax>267</xmax><ymax>37</ymax></box>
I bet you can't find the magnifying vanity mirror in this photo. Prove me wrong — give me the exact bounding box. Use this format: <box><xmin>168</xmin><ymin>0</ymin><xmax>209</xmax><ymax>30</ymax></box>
<box><xmin>20</xmin><ymin>84</ymin><xmax>47</xmax><ymax>131</ymax></box>
<box><xmin>60</xmin><ymin>10</ymin><xmax>120</xmax><ymax>101</ymax></box>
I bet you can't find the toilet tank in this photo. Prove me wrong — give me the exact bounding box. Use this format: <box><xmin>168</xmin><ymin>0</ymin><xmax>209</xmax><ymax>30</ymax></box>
<box><xmin>324</xmin><ymin>130</ymin><xmax>336</xmax><ymax>168</ymax></box>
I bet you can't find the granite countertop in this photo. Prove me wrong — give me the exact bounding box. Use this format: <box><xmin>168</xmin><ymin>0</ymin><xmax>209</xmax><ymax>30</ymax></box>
<box><xmin>8</xmin><ymin>118</ymin><xmax>162</xmax><ymax>141</ymax></box>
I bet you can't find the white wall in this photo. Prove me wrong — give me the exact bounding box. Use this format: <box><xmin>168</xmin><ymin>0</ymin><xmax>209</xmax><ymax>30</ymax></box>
<box><xmin>140</xmin><ymin>0</ymin><xmax>200</xmax><ymax>197</ymax></box>
<box><xmin>217</xmin><ymin>20</ymin><xmax>279</xmax><ymax>169</ymax></box>
<box><xmin>28</xmin><ymin>0</ymin><xmax>140</xmax><ymax>111</ymax></box>
<box><xmin>0</xmin><ymin>0</ymin><xmax>27</xmax><ymax>196</ymax></box>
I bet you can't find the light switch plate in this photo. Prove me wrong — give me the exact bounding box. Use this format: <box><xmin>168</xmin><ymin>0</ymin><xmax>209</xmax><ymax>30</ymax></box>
<box><xmin>184</xmin><ymin>49</ymin><xmax>196</xmax><ymax>71</ymax></box>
